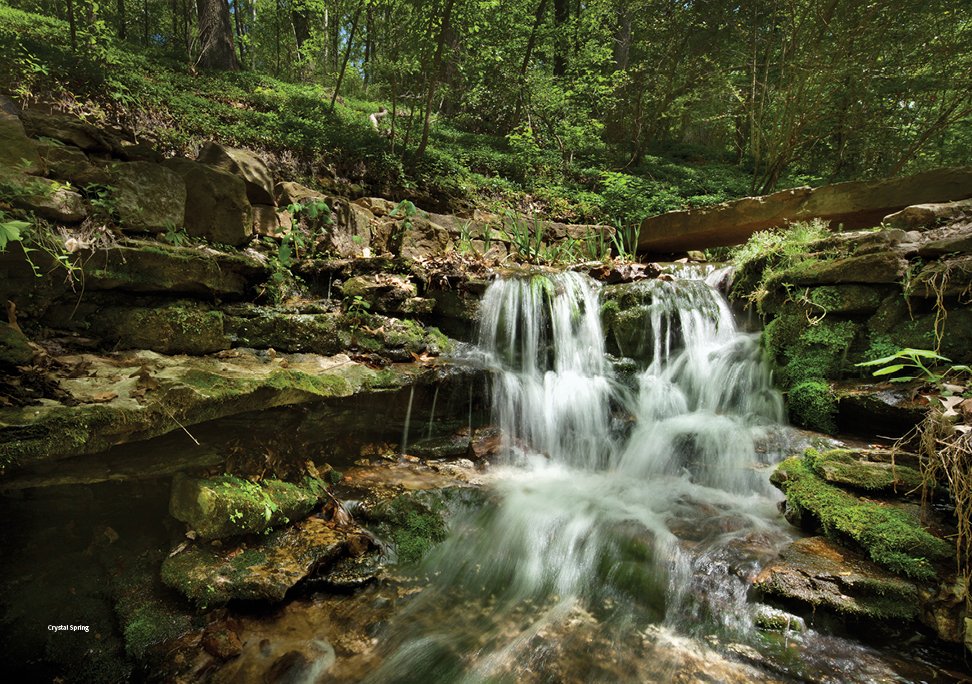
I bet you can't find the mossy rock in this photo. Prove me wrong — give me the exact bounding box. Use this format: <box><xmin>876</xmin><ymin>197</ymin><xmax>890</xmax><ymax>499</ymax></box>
<box><xmin>161</xmin><ymin>516</ymin><xmax>368</xmax><ymax>605</ymax></box>
<box><xmin>0</xmin><ymin>321</ymin><xmax>34</xmax><ymax>366</ymax></box>
<box><xmin>169</xmin><ymin>474</ymin><xmax>329</xmax><ymax>540</ymax></box>
<box><xmin>771</xmin><ymin>251</ymin><xmax>907</xmax><ymax>286</ymax></box>
<box><xmin>771</xmin><ymin>452</ymin><xmax>951</xmax><ymax>580</ymax></box>
<box><xmin>808</xmin><ymin>448</ymin><xmax>922</xmax><ymax>494</ymax></box>
<box><xmin>754</xmin><ymin>536</ymin><xmax>920</xmax><ymax>621</ymax></box>
<box><xmin>804</xmin><ymin>285</ymin><xmax>889</xmax><ymax>315</ymax></box>
<box><xmin>786</xmin><ymin>381</ymin><xmax>838</xmax><ymax>433</ymax></box>
<box><xmin>224</xmin><ymin>309</ymin><xmax>346</xmax><ymax>354</ymax></box>
<box><xmin>362</xmin><ymin>491</ymin><xmax>451</xmax><ymax>565</ymax></box>
<box><xmin>94</xmin><ymin>301</ymin><xmax>229</xmax><ymax>354</ymax></box>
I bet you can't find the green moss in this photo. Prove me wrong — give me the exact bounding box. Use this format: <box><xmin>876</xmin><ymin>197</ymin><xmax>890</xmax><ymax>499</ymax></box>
<box><xmin>372</xmin><ymin>494</ymin><xmax>448</xmax><ymax>565</ymax></box>
<box><xmin>772</xmin><ymin>454</ymin><xmax>952</xmax><ymax>580</ymax></box>
<box><xmin>122</xmin><ymin>603</ymin><xmax>191</xmax><ymax>661</ymax></box>
<box><xmin>787</xmin><ymin>381</ymin><xmax>837</xmax><ymax>433</ymax></box>
<box><xmin>808</xmin><ymin>448</ymin><xmax>923</xmax><ymax>493</ymax></box>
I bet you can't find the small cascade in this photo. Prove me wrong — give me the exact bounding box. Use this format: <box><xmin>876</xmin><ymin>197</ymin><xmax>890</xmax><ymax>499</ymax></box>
<box><xmin>363</xmin><ymin>268</ymin><xmax>918</xmax><ymax>682</ymax></box>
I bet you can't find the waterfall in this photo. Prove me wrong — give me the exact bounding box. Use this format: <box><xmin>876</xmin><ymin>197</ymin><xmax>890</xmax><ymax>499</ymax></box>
<box><xmin>366</xmin><ymin>269</ymin><xmax>795</xmax><ymax>682</ymax></box>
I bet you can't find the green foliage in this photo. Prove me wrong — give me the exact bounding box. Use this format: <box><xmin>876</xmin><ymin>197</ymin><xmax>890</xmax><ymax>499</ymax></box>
<box><xmin>856</xmin><ymin>348</ymin><xmax>972</xmax><ymax>386</ymax></box>
<box><xmin>787</xmin><ymin>381</ymin><xmax>838</xmax><ymax>434</ymax></box>
<box><xmin>774</xmin><ymin>453</ymin><xmax>952</xmax><ymax>580</ymax></box>
<box><xmin>379</xmin><ymin>495</ymin><xmax>448</xmax><ymax>566</ymax></box>
<box><xmin>0</xmin><ymin>216</ymin><xmax>29</xmax><ymax>251</ymax></box>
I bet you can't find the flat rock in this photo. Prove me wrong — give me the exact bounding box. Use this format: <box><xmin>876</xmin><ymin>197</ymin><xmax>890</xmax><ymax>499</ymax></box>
<box><xmin>639</xmin><ymin>167</ymin><xmax>972</xmax><ymax>253</ymax></box>
<box><xmin>0</xmin><ymin>349</ymin><xmax>421</xmax><ymax>474</ymax></box>
<box><xmin>754</xmin><ymin>536</ymin><xmax>919</xmax><ymax>620</ymax></box>
<box><xmin>20</xmin><ymin>110</ymin><xmax>117</xmax><ymax>153</ymax></box>
<box><xmin>83</xmin><ymin>239</ymin><xmax>268</xmax><ymax>296</ymax></box>
<box><xmin>883</xmin><ymin>198</ymin><xmax>972</xmax><ymax>231</ymax></box>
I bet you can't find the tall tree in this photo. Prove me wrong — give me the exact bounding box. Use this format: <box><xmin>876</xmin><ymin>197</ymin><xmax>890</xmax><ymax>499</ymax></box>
<box><xmin>196</xmin><ymin>0</ymin><xmax>239</xmax><ymax>69</ymax></box>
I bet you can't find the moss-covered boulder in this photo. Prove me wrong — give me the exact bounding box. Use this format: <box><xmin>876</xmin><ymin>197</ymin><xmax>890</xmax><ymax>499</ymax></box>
<box><xmin>774</xmin><ymin>251</ymin><xmax>907</xmax><ymax>286</ymax></box>
<box><xmin>162</xmin><ymin>157</ymin><xmax>253</xmax><ymax>246</ymax></box>
<box><xmin>35</xmin><ymin>139</ymin><xmax>106</xmax><ymax>186</ymax></box>
<box><xmin>160</xmin><ymin>516</ymin><xmax>371</xmax><ymax>605</ymax></box>
<box><xmin>6</xmin><ymin>173</ymin><xmax>86</xmax><ymax>223</ymax></box>
<box><xmin>771</xmin><ymin>452</ymin><xmax>951</xmax><ymax>580</ymax></box>
<box><xmin>754</xmin><ymin>536</ymin><xmax>919</xmax><ymax>621</ymax></box>
<box><xmin>169</xmin><ymin>474</ymin><xmax>329</xmax><ymax>539</ymax></box>
<box><xmin>807</xmin><ymin>448</ymin><xmax>922</xmax><ymax>493</ymax></box>
<box><xmin>20</xmin><ymin>110</ymin><xmax>116</xmax><ymax>153</ymax></box>
<box><xmin>360</xmin><ymin>491</ymin><xmax>450</xmax><ymax>565</ymax></box>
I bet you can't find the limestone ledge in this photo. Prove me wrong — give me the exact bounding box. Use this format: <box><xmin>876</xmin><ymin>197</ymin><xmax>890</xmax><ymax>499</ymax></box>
<box><xmin>0</xmin><ymin>348</ymin><xmax>430</xmax><ymax>474</ymax></box>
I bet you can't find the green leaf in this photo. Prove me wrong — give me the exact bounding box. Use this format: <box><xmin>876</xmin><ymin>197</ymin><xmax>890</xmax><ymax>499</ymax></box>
<box><xmin>872</xmin><ymin>364</ymin><xmax>907</xmax><ymax>376</ymax></box>
<box><xmin>889</xmin><ymin>376</ymin><xmax>917</xmax><ymax>383</ymax></box>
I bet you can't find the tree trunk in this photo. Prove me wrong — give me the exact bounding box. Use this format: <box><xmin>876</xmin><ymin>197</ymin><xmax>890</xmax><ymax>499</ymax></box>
<box><xmin>292</xmin><ymin>3</ymin><xmax>310</xmax><ymax>58</ymax></box>
<box><xmin>196</xmin><ymin>0</ymin><xmax>239</xmax><ymax>70</ymax></box>
<box><xmin>67</xmin><ymin>0</ymin><xmax>78</xmax><ymax>52</ymax></box>
<box><xmin>416</xmin><ymin>0</ymin><xmax>456</xmax><ymax>157</ymax></box>
<box><xmin>233</xmin><ymin>0</ymin><xmax>246</xmax><ymax>66</ymax></box>
<box><xmin>330</xmin><ymin>7</ymin><xmax>362</xmax><ymax>112</ymax></box>
<box><xmin>117</xmin><ymin>0</ymin><xmax>126</xmax><ymax>39</ymax></box>
<box><xmin>553</xmin><ymin>0</ymin><xmax>568</xmax><ymax>76</ymax></box>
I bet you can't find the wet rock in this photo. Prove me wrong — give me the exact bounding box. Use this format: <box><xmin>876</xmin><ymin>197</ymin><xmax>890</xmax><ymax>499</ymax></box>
<box><xmin>0</xmin><ymin>115</ymin><xmax>44</xmax><ymax>175</ymax></box>
<box><xmin>753</xmin><ymin>536</ymin><xmax>920</xmax><ymax>620</ymax></box>
<box><xmin>408</xmin><ymin>433</ymin><xmax>472</xmax><ymax>460</ymax></box>
<box><xmin>319</xmin><ymin>552</ymin><xmax>384</xmax><ymax>589</ymax></box>
<box><xmin>752</xmin><ymin>605</ymin><xmax>806</xmax><ymax>633</ymax></box>
<box><xmin>198</xmin><ymin>142</ymin><xmax>275</xmax><ymax>206</ymax></box>
<box><xmin>771</xmin><ymin>453</ymin><xmax>951</xmax><ymax>579</ymax></box>
<box><xmin>20</xmin><ymin>110</ymin><xmax>116</xmax><ymax>153</ymax></box>
<box><xmin>883</xmin><ymin>198</ymin><xmax>972</xmax><ymax>231</ymax></box>
<box><xmin>163</xmin><ymin>157</ymin><xmax>253</xmax><ymax>246</ymax></box>
<box><xmin>918</xmin><ymin>576</ymin><xmax>968</xmax><ymax>644</ymax></box>
<box><xmin>9</xmin><ymin>174</ymin><xmax>86</xmax><ymax>223</ymax></box>
<box><xmin>201</xmin><ymin>623</ymin><xmax>243</xmax><ymax>660</ymax></box>
<box><xmin>0</xmin><ymin>322</ymin><xmax>35</xmax><ymax>366</ymax></box>
<box><xmin>109</xmin><ymin>161</ymin><xmax>186</xmax><ymax>233</ymax></box>
<box><xmin>169</xmin><ymin>473</ymin><xmax>329</xmax><ymax>539</ymax></box>
<box><xmin>835</xmin><ymin>382</ymin><xmax>929</xmax><ymax>437</ymax></box>
<box><xmin>359</xmin><ymin>490</ymin><xmax>453</xmax><ymax>565</ymax></box>
<box><xmin>84</xmin><ymin>239</ymin><xmax>268</xmax><ymax>296</ymax></box>
<box><xmin>160</xmin><ymin>516</ymin><xmax>372</xmax><ymax>604</ymax></box>
<box><xmin>34</xmin><ymin>139</ymin><xmax>106</xmax><ymax>185</ymax></box>
<box><xmin>468</xmin><ymin>426</ymin><xmax>504</xmax><ymax>461</ymax></box>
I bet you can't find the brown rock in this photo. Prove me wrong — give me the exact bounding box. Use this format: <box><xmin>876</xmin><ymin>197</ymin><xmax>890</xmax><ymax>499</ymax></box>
<box><xmin>275</xmin><ymin>180</ymin><xmax>326</xmax><ymax>207</ymax></box>
<box><xmin>35</xmin><ymin>140</ymin><xmax>107</xmax><ymax>186</ymax></box>
<box><xmin>353</xmin><ymin>196</ymin><xmax>397</xmax><ymax>217</ymax></box>
<box><xmin>198</xmin><ymin>142</ymin><xmax>275</xmax><ymax>205</ymax></box>
<box><xmin>20</xmin><ymin>110</ymin><xmax>116</xmax><ymax>153</ymax></box>
<box><xmin>252</xmin><ymin>204</ymin><xmax>279</xmax><ymax>236</ymax></box>
<box><xmin>163</xmin><ymin>157</ymin><xmax>253</xmax><ymax>246</ymax></box>
<box><xmin>201</xmin><ymin>623</ymin><xmax>242</xmax><ymax>660</ymax></box>
<box><xmin>109</xmin><ymin>161</ymin><xmax>186</xmax><ymax>233</ymax></box>
<box><xmin>0</xmin><ymin>115</ymin><xmax>44</xmax><ymax>175</ymax></box>
<box><xmin>9</xmin><ymin>175</ymin><xmax>86</xmax><ymax>223</ymax></box>
<box><xmin>639</xmin><ymin>167</ymin><xmax>972</xmax><ymax>253</ymax></box>
<box><xmin>883</xmin><ymin>198</ymin><xmax>972</xmax><ymax>231</ymax></box>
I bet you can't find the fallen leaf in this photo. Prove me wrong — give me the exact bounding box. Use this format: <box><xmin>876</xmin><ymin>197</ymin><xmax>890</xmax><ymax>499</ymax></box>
<box><xmin>89</xmin><ymin>391</ymin><xmax>117</xmax><ymax>403</ymax></box>
<box><xmin>938</xmin><ymin>395</ymin><xmax>964</xmax><ymax>418</ymax></box>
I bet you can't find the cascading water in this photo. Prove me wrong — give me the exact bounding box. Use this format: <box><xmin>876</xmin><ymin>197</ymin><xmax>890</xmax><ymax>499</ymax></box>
<box><xmin>363</xmin><ymin>269</ymin><xmax>923</xmax><ymax>683</ymax></box>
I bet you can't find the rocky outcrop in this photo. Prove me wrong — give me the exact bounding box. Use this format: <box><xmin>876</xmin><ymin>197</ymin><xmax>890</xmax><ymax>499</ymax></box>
<box><xmin>163</xmin><ymin>157</ymin><xmax>253</xmax><ymax>246</ymax></box>
<box><xmin>0</xmin><ymin>111</ymin><xmax>44</xmax><ymax>174</ymax></box>
<box><xmin>639</xmin><ymin>167</ymin><xmax>972</xmax><ymax>253</ymax></box>
<box><xmin>109</xmin><ymin>162</ymin><xmax>186</xmax><ymax>233</ymax></box>
<box><xmin>198</xmin><ymin>142</ymin><xmax>276</xmax><ymax>206</ymax></box>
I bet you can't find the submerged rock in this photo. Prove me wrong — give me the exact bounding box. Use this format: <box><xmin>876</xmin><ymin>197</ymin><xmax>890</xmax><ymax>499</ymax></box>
<box><xmin>169</xmin><ymin>474</ymin><xmax>329</xmax><ymax>540</ymax></box>
<box><xmin>160</xmin><ymin>516</ymin><xmax>372</xmax><ymax>605</ymax></box>
<box><xmin>754</xmin><ymin>536</ymin><xmax>919</xmax><ymax>621</ymax></box>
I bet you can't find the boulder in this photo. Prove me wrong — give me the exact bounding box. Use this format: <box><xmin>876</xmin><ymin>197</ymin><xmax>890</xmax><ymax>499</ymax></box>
<box><xmin>754</xmin><ymin>536</ymin><xmax>919</xmax><ymax>621</ymax></box>
<box><xmin>9</xmin><ymin>175</ymin><xmax>86</xmax><ymax>223</ymax></box>
<box><xmin>0</xmin><ymin>115</ymin><xmax>44</xmax><ymax>175</ymax></box>
<box><xmin>639</xmin><ymin>167</ymin><xmax>972</xmax><ymax>253</ymax></box>
<box><xmin>397</xmin><ymin>216</ymin><xmax>453</xmax><ymax>260</ymax></box>
<box><xmin>353</xmin><ymin>196</ymin><xmax>397</xmax><ymax>217</ymax></box>
<box><xmin>324</xmin><ymin>199</ymin><xmax>373</xmax><ymax>257</ymax></box>
<box><xmin>883</xmin><ymin>198</ymin><xmax>972</xmax><ymax>231</ymax></box>
<box><xmin>198</xmin><ymin>142</ymin><xmax>275</xmax><ymax>206</ymax></box>
<box><xmin>775</xmin><ymin>251</ymin><xmax>907</xmax><ymax>285</ymax></box>
<box><xmin>169</xmin><ymin>473</ymin><xmax>328</xmax><ymax>539</ymax></box>
<box><xmin>917</xmin><ymin>221</ymin><xmax>972</xmax><ymax>257</ymax></box>
<box><xmin>109</xmin><ymin>162</ymin><xmax>186</xmax><ymax>233</ymax></box>
<box><xmin>34</xmin><ymin>140</ymin><xmax>107</xmax><ymax>186</ymax></box>
<box><xmin>339</xmin><ymin>273</ymin><xmax>418</xmax><ymax>314</ymax></box>
<box><xmin>163</xmin><ymin>157</ymin><xmax>252</xmax><ymax>246</ymax></box>
<box><xmin>252</xmin><ymin>204</ymin><xmax>279</xmax><ymax>236</ymax></box>
<box><xmin>806</xmin><ymin>448</ymin><xmax>922</xmax><ymax>493</ymax></box>
<box><xmin>20</xmin><ymin>110</ymin><xmax>116</xmax><ymax>153</ymax></box>
<box><xmin>160</xmin><ymin>516</ymin><xmax>373</xmax><ymax>605</ymax></box>
<box><xmin>275</xmin><ymin>180</ymin><xmax>326</xmax><ymax>207</ymax></box>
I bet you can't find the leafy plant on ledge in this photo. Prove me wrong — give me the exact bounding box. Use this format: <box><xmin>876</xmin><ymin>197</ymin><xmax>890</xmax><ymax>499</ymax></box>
<box><xmin>856</xmin><ymin>348</ymin><xmax>971</xmax><ymax>386</ymax></box>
